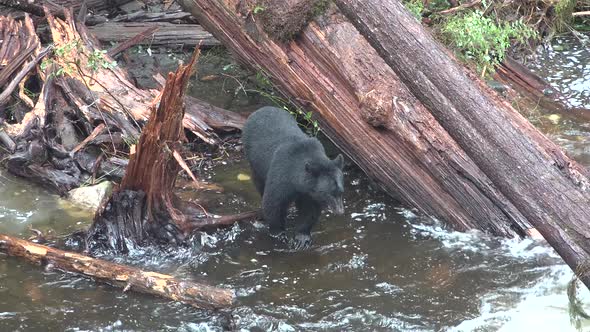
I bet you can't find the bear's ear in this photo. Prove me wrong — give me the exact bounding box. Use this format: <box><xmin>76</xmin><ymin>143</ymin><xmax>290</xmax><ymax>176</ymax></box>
<box><xmin>334</xmin><ymin>154</ymin><xmax>344</xmax><ymax>169</ymax></box>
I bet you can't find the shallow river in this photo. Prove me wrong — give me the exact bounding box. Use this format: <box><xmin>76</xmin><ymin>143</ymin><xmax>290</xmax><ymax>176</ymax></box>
<box><xmin>1</xmin><ymin>35</ymin><xmax>589</xmax><ymax>331</ymax></box>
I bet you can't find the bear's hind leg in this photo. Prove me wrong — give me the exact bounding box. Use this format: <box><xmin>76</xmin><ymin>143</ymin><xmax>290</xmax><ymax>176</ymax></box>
<box><xmin>250</xmin><ymin>169</ymin><xmax>265</xmax><ymax>195</ymax></box>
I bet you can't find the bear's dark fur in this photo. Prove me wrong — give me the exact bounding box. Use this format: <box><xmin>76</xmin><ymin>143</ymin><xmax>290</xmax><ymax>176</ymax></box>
<box><xmin>242</xmin><ymin>106</ymin><xmax>345</xmax><ymax>248</ymax></box>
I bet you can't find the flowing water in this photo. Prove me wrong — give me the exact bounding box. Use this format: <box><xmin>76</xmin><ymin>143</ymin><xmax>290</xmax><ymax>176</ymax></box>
<box><xmin>1</xmin><ymin>35</ymin><xmax>590</xmax><ymax>332</ymax></box>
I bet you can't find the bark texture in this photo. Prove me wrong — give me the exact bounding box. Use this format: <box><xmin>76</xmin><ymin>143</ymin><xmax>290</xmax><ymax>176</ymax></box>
<box><xmin>334</xmin><ymin>0</ymin><xmax>590</xmax><ymax>287</ymax></box>
<box><xmin>0</xmin><ymin>233</ymin><xmax>233</xmax><ymax>309</ymax></box>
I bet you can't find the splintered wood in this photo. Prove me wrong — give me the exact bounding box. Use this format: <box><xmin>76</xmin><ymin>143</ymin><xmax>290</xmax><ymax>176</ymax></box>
<box><xmin>120</xmin><ymin>48</ymin><xmax>201</xmax><ymax>222</ymax></box>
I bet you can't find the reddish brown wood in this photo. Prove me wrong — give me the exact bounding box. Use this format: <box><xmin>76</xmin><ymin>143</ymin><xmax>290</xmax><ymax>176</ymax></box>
<box><xmin>120</xmin><ymin>48</ymin><xmax>199</xmax><ymax>226</ymax></box>
<box><xmin>334</xmin><ymin>0</ymin><xmax>590</xmax><ymax>288</ymax></box>
<box><xmin>0</xmin><ymin>15</ymin><xmax>39</xmax><ymax>91</ymax></box>
<box><xmin>178</xmin><ymin>0</ymin><xmax>533</xmax><ymax>236</ymax></box>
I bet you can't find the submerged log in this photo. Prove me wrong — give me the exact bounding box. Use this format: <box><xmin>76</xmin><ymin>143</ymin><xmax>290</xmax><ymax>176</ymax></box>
<box><xmin>334</xmin><ymin>0</ymin><xmax>590</xmax><ymax>288</ymax></box>
<box><xmin>178</xmin><ymin>0</ymin><xmax>532</xmax><ymax>236</ymax></box>
<box><xmin>496</xmin><ymin>56</ymin><xmax>590</xmax><ymax>122</ymax></box>
<box><xmin>88</xmin><ymin>22</ymin><xmax>220</xmax><ymax>48</ymax></box>
<box><xmin>0</xmin><ymin>233</ymin><xmax>233</xmax><ymax>309</ymax></box>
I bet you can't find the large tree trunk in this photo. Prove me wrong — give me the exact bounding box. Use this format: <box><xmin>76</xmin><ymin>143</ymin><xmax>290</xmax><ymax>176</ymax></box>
<box><xmin>334</xmin><ymin>0</ymin><xmax>590</xmax><ymax>287</ymax></box>
<box><xmin>178</xmin><ymin>0</ymin><xmax>533</xmax><ymax>236</ymax></box>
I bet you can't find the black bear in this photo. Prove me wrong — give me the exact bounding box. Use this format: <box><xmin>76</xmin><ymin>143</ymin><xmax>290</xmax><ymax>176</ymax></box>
<box><xmin>242</xmin><ymin>106</ymin><xmax>345</xmax><ymax>249</ymax></box>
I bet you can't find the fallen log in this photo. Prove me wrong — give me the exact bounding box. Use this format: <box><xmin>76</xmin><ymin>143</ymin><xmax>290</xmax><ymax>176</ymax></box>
<box><xmin>107</xmin><ymin>26</ymin><xmax>159</xmax><ymax>57</ymax></box>
<box><xmin>0</xmin><ymin>233</ymin><xmax>233</xmax><ymax>309</ymax></box>
<box><xmin>178</xmin><ymin>0</ymin><xmax>532</xmax><ymax>236</ymax></box>
<box><xmin>334</xmin><ymin>0</ymin><xmax>590</xmax><ymax>287</ymax></box>
<box><xmin>0</xmin><ymin>0</ymin><xmax>134</xmax><ymax>18</ymax></box>
<box><xmin>111</xmin><ymin>9</ymin><xmax>195</xmax><ymax>23</ymax></box>
<box><xmin>88</xmin><ymin>22</ymin><xmax>220</xmax><ymax>48</ymax></box>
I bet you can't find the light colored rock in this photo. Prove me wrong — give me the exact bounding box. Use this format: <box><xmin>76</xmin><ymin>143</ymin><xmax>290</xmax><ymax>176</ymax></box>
<box><xmin>67</xmin><ymin>181</ymin><xmax>115</xmax><ymax>211</ymax></box>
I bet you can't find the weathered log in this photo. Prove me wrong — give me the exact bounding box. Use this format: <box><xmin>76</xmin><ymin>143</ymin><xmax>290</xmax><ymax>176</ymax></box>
<box><xmin>88</xmin><ymin>22</ymin><xmax>220</xmax><ymax>48</ymax></box>
<box><xmin>0</xmin><ymin>0</ymin><xmax>134</xmax><ymax>18</ymax></box>
<box><xmin>178</xmin><ymin>0</ymin><xmax>532</xmax><ymax>236</ymax></box>
<box><xmin>186</xmin><ymin>95</ymin><xmax>246</xmax><ymax>131</ymax></box>
<box><xmin>0</xmin><ymin>128</ymin><xmax>15</xmax><ymax>152</ymax></box>
<box><xmin>186</xmin><ymin>210</ymin><xmax>260</xmax><ymax>231</ymax></box>
<box><xmin>111</xmin><ymin>9</ymin><xmax>195</xmax><ymax>23</ymax></box>
<box><xmin>107</xmin><ymin>26</ymin><xmax>159</xmax><ymax>57</ymax></box>
<box><xmin>0</xmin><ymin>233</ymin><xmax>233</xmax><ymax>309</ymax></box>
<box><xmin>334</xmin><ymin>0</ymin><xmax>590</xmax><ymax>287</ymax></box>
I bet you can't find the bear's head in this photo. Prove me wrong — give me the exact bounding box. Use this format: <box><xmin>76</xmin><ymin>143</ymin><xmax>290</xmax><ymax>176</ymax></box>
<box><xmin>302</xmin><ymin>154</ymin><xmax>345</xmax><ymax>215</ymax></box>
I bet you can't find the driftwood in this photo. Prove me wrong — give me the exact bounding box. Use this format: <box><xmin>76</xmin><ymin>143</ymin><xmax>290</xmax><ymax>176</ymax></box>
<box><xmin>179</xmin><ymin>0</ymin><xmax>533</xmax><ymax>237</ymax></box>
<box><xmin>0</xmin><ymin>233</ymin><xmax>233</xmax><ymax>309</ymax></box>
<box><xmin>334</xmin><ymin>0</ymin><xmax>590</xmax><ymax>288</ymax></box>
<box><xmin>88</xmin><ymin>22</ymin><xmax>220</xmax><ymax>48</ymax></box>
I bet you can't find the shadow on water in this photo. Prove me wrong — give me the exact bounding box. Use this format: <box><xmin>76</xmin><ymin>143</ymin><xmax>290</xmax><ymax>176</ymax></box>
<box><xmin>1</xmin><ymin>36</ymin><xmax>590</xmax><ymax>331</ymax></box>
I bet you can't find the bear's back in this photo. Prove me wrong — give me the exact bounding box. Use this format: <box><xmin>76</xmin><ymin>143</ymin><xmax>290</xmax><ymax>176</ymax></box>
<box><xmin>242</xmin><ymin>107</ymin><xmax>311</xmax><ymax>183</ymax></box>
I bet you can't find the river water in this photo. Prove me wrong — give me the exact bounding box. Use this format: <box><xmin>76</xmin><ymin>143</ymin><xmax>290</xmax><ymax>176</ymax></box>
<box><xmin>1</xmin><ymin>35</ymin><xmax>589</xmax><ymax>331</ymax></box>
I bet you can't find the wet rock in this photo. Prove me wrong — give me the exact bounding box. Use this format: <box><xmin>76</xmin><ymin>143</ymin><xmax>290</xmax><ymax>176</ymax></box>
<box><xmin>67</xmin><ymin>181</ymin><xmax>114</xmax><ymax>211</ymax></box>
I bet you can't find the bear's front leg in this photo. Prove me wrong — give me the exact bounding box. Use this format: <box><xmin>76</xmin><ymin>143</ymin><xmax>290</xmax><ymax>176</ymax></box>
<box><xmin>293</xmin><ymin>197</ymin><xmax>322</xmax><ymax>250</ymax></box>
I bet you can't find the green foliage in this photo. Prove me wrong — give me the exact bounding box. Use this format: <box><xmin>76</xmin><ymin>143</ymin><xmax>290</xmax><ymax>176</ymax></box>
<box><xmin>249</xmin><ymin>70</ymin><xmax>320</xmax><ymax>136</ymax></box>
<box><xmin>403</xmin><ymin>0</ymin><xmax>424</xmax><ymax>20</ymax></box>
<box><xmin>87</xmin><ymin>50</ymin><xmax>117</xmax><ymax>72</ymax></box>
<box><xmin>441</xmin><ymin>11</ymin><xmax>537</xmax><ymax>76</ymax></box>
<box><xmin>253</xmin><ymin>5</ymin><xmax>266</xmax><ymax>14</ymax></box>
<box><xmin>310</xmin><ymin>0</ymin><xmax>331</xmax><ymax>17</ymax></box>
<box><xmin>40</xmin><ymin>39</ymin><xmax>116</xmax><ymax>78</ymax></box>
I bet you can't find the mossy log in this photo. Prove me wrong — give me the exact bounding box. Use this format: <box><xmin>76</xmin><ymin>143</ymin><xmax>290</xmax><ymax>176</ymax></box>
<box><xmin>0</xmin><ymin>233</ymin><xmax>233</xmax><ymax>309</ymax></box>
